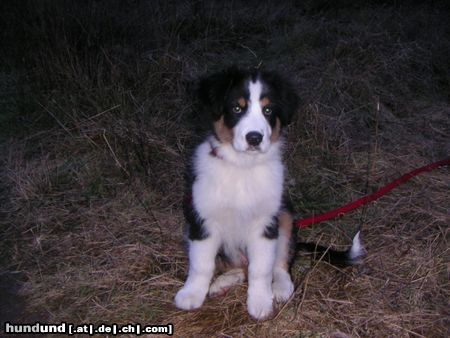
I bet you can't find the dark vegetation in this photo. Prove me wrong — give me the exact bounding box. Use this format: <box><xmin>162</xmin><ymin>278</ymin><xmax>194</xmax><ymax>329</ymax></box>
<box><xmin>1</xmin><ymin>1</ymin><xmax>449</xmax><ymax>336</ymax></box>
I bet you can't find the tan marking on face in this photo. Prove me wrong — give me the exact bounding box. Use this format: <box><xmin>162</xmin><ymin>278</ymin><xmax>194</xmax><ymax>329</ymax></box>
<box><xmin>238</xmin><ymin>97</ymin><xmax>246</xmax><ymax>108</ymax></box>
<box><xmin>260</xmin><ymin>97</ymin><xmax>270</xmax><ymax>107</ymax></box>
<box><xmin>270</xmin><ymin>117</ymin><xmax>281</xmax><ymax>143</ymax></box>
<box><xmin>277</xmin><ymin>210</ymin><xmax>294</xmax><ymax>271</ymax></box>
<box><xmin>213</xmin><ymin>116</ymin><xmax>233</xmax><ymax>143</ymax></box>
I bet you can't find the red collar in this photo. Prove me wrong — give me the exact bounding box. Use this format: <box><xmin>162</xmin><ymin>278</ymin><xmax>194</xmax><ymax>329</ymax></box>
<box><xmin>209</xmin><ymin>142</ymin><xmax>224</xmax><ymax>160</ymax></box>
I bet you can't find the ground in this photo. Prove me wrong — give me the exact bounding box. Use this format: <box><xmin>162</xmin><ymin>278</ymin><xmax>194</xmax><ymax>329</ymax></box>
<box><xmin>0</xmin><ymin>1</ymin><xmax>449</xmax><ymax>337</ymax></box>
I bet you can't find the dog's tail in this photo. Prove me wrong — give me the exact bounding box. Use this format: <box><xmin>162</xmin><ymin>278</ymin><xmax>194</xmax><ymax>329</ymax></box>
<box><xmin>297</xmin><ymin>231</ymin><xmax>365</xmax><ymax>267</ymax></box>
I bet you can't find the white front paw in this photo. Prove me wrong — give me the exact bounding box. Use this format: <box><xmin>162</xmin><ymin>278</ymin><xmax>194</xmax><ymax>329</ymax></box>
<box><xmin>174</xmin><ymin>287</ymin><xmax>206</xmax><ymax>310</ymax></box>
<box><xmin>247</xmin><ymin>292</ymin><xmax>273</xmax><ymax>320</ymax></box>
<box><xmin>273</xmin><ymin>274</ymin><xmax>294</xmax><ymax>302</ymax></box>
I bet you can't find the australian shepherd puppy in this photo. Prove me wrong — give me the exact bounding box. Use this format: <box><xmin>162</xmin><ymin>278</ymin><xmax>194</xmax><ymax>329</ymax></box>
<box><xmin>175</xmin><ymin>67</ymin><xmax>298</xmax><ymax>320</ymax></box>
<box><xmin>175</xmin><ymin>67</ymin><xmax>362</xmax><ymax>320</ymax></box>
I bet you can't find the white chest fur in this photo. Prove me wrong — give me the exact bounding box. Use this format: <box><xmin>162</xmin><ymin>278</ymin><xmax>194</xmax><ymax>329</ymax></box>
<box><xmin>191</xmin><ymin>139</ymin><xmax>284</xmax><ymax>246</ymax></box>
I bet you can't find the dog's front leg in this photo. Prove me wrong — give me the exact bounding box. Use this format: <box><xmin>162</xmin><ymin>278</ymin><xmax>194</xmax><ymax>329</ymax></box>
<box><xmin>175</xmin><ymin>235</ymin><xmax>220</xmax><ymax>310</ymax></box>
<box><xmin>246</xmin><ymin>234</ymin><xmax>277</xmax><ymax>320</ymax></box>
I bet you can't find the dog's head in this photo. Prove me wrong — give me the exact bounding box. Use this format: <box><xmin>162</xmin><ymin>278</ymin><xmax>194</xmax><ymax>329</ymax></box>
<box><xmin>198</xmin><ymin>66</ymin><xmax>299</xmax><ymax>153</ymax></box>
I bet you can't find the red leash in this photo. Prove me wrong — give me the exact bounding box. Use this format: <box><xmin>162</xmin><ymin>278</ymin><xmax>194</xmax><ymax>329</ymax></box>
<box><xmin>296</xmin><ymin>158</ymin><xmax>450</xmax><ymax>229</ymax></box>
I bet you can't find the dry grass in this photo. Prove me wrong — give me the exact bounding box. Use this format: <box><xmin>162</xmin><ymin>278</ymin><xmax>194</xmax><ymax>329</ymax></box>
<box><xmin>1</xmin><ymin>1</ymin><xmax>449</xmax><ymax>337</ymax></box>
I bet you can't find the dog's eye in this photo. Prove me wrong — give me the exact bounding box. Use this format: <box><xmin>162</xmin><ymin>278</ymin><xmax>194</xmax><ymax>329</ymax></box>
<box><xmin>263</xmin><ymin>107</ymin><xmax>272</xmax><ymax>115</ymax></box>
<box><xmin>232</xmin><ymin>106</ymin><xmax>242</xmax><ymax>113</ymax></box>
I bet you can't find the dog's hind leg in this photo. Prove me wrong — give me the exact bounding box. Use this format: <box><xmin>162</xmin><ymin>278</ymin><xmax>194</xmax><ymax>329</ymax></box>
<box><xmin>208</xmin><ymin>268</ymin><xmax>245</xmax><ymax>297</ymax></box>
<box><xmin>272</xmin><ymin>210</ymin><xmax>295</xmax><ymax>302</ymax></box>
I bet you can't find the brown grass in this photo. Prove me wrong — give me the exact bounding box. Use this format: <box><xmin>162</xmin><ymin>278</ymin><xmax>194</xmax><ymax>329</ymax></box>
<box><xmin>1</xmin><ymin>1</ymin><xmax>449</xmax><ymax>337</ymax></box>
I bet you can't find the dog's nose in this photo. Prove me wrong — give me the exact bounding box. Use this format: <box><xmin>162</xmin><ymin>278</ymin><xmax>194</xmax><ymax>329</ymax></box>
<box><xmin>246</xmin><ymin>131</ymin><xmax>263</xmax><ymax>146</ymax></box>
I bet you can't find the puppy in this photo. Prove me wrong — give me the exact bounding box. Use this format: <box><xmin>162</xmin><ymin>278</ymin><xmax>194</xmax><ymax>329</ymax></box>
<box><xmin>175</xmin><ymin>67</ymin><xmax>299</xmax><ymax>320</ymax></box>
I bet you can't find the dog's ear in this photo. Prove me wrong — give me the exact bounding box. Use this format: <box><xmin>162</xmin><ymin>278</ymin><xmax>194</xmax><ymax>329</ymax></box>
<box><xmin>263</xmin><ymin>71</ymin><xmax>300</xmax><ymax>127</ymax></box>
<box><xmin>280</xmin><ymin>80</ymin><xmax>299</xmax><ymax>126</ymax></box>
<box><xmin>198</xmin><ymin>66</ymin><xmax>241</xmax><ymax>120</ymax></box>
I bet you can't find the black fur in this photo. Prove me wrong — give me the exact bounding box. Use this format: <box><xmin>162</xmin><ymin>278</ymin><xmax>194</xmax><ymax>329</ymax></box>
<box><xmin>182</xmin><ymin>142</ymin><xmax>209</xmax><ymax>241</ymax></box>
<box><xmin>258</xmin><ymin>70</ymin><xmax>299</xmax><ymax>127</ymax></box>
<box><xmin>184</xmin><ymin>154</ymin><xmax>209</xmax><ymax>241</ymax></box>
<box><xmin>198</xmin><ymin>66</ymin><xmax>248</xmax><ymax>122</ymax></box>
<box><xmin>184</xmin><ymin>198</ymin><xmax>209</xmax><ymax>240</ymax></box>
<box><xmin>263</xmin><ymin>215</ymin><xmax>279</xmax><ymax>240</ymax></box>
<box><xmin>297</xmin><ymin>242</ymin><xmax>356</xmax><ymax>267</ymax></box>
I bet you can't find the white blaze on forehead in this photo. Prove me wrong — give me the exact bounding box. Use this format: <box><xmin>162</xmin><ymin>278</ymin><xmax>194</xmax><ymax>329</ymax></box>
<box><xmin>248</xmin><ymin>80</ymin><xmax>263</xmax><ymax>107</ymax></box>
<box><xmin>246</xmin><ymin>79</ymin><xmax>270</xmax><ymax>135</ymax></box>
